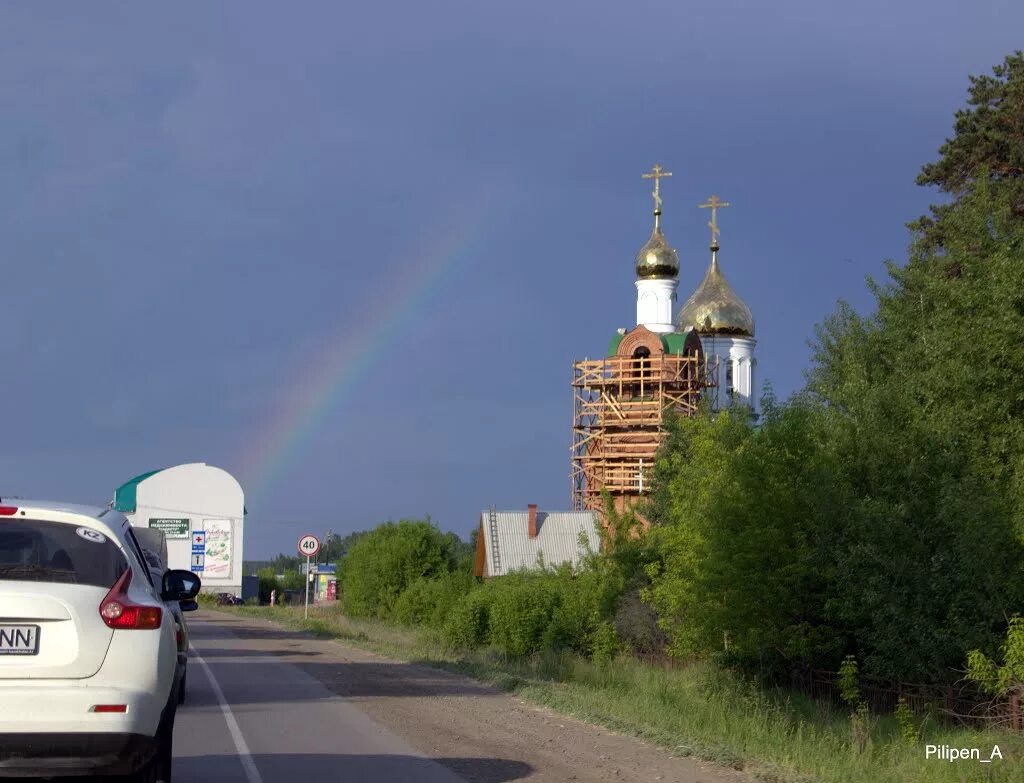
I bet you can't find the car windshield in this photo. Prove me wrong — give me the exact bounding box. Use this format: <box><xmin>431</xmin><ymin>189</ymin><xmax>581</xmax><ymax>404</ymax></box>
<box><xmin>0</xmin><ymin>519</ymin><xmax>128</xmax><ymax>588</ymax></box>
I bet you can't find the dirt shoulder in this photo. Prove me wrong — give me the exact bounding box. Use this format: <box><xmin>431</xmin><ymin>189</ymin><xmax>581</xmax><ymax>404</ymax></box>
<box><xmin>200</xmin><ymin>610</ymin><xmax>748</xmax><ymax>783</ymax></box>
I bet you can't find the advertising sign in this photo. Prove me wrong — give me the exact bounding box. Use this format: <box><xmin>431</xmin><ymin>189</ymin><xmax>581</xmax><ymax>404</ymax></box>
<box><xmin>148</xmin><ymin>518</ymin><xmax>189</xmax><ymax>540</ymax></box>
<box><xmin>202</xmin><ymin>520</ymin><xmax>233</xmax><ymax>579</ymax></box>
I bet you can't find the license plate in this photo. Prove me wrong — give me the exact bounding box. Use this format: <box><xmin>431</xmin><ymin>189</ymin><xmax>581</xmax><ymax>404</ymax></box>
<box><xmin>0</xmin><ymin>624</ymin><xmax>39</xmax><ymax>655</ymax></box>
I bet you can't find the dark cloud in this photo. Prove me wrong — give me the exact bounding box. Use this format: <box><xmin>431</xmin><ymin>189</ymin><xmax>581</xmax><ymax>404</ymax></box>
<box><xmin>0</xmin><ymin>0</ymin><xmax>1019</xmax><ymax>556</ymax></box>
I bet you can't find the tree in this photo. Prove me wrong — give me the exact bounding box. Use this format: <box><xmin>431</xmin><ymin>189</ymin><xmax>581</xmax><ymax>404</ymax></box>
<box><xmin>967</xmin><ymin>616</ymin><xmax>1024</xmax><ymax>701</ymax></box>
<box><xmin>913</xmin><ymin>51</ymin><xmax>1024</xmax><ymax>247</ymax></box>
<box><xmin>647</xmin><ymin>404</ymin><xmax>846</xmax><ymax>673</ymax></box>
<box><xmin>644</xmin><ymin>53</ymin><xmax>1024</xmax><ymax>682</ymax></box>
<box><xmin>338</xmin><ymin>519</ymin><xmax>461</xmax><ymax>618</ymax></box>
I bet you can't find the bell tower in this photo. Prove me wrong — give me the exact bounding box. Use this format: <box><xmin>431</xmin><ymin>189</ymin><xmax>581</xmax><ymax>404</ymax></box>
<box><xmin>634</xmin><ymin>164</ymin><xmax>679</xmax><ymax>333</ymax></box>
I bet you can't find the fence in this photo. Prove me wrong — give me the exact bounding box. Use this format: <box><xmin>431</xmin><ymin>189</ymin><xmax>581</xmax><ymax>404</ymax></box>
<box><xmin>788</xmin><ymin>667</ymin><xmax>1021</xmax><ymax>732</ymax></box>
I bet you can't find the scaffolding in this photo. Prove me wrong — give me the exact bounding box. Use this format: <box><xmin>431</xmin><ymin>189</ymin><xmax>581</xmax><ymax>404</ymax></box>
<box><xmin>571</xmin><ymin>353</ymin><xmax>717</xmax><ymax>512</ymax></box>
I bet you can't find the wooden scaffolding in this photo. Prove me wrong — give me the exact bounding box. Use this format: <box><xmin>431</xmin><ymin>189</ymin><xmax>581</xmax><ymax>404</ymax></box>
<box><xmin>571</xmin><ymin>352</ymin><xmax>717</xmax><ymax>513</ymax></box>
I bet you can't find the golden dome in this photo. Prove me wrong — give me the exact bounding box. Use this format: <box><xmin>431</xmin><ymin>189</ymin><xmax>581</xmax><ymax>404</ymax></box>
<box><xmin>677</xmin><ymin>248</ymin><xmax>754</xmax><ymax>336</ymax></box>
<box><xmin>635</xmin><ymin>225</ymin><xmax>680</xmax><ymax>279</ymax></box>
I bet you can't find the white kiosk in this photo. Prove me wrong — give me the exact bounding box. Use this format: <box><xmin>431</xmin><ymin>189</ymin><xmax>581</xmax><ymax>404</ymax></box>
<box><xmin>113</xmin><ymin>462</ymin><xmax>246</xmax><ymax>597</ymax></box>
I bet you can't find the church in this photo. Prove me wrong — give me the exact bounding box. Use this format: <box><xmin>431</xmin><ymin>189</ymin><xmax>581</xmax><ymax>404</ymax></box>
<box><xmin>571</xmin><ymin>164</ymin><xmax>757</xmax><ymax>517</ymax></box>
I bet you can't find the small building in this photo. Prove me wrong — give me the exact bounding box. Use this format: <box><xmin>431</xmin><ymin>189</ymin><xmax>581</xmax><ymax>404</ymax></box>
<box><xmin>474</xmin><ymin>504</ymin><xmax>601</xmax><ymax>578</ymax></box>
<box><xmin>112</xmin><ymin>462</ymin><xmax>246</xmax><ymax>596</ymax></box>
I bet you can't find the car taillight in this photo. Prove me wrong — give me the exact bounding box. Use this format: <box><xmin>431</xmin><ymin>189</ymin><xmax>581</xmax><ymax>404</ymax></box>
<box><xmin>0</xmin><ymin>506</ymin><xmax>19</xmax><ymax>516</ymax></box>
<box><xmin>99</xmin><ymin>568</ymin><xmax>163</xmax><ymax>630</ymax></box>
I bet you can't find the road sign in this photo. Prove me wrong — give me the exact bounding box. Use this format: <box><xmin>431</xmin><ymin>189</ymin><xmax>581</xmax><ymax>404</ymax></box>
<box><xmin>297</xmin><ymin>534</ymin><xmax>321</xmax><ymax>558</ymax></box>
<box><xmin>192</xmin><ymin>531</ymin><xmax>206</xmax><ymax>553</ymax></box>
<box><xmin>191</xmin><ymin>553</ymin><xmax>205</xmax><ymax>571</ymax></box>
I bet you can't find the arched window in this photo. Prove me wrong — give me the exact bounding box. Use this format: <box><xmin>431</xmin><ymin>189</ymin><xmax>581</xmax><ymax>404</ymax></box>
<box><xmin>632</xmin><ymin>346</ymin><xmax>652</xmax><ymax>389</ymax></box>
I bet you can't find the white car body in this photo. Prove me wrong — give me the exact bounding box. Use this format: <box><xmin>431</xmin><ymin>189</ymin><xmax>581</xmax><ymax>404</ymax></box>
<box><xmin>0</xmin><ymin>500</ymin><xmax>184</xmax><ymax>778</ymax></box>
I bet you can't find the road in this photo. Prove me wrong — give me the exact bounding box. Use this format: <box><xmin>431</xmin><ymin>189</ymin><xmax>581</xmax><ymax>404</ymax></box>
<box><xmin>173</xmin><ymin>612</ymin><xmax>745</xmax><ymax>783</ymax></box>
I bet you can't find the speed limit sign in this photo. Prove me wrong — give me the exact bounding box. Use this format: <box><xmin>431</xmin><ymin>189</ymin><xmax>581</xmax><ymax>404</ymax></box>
<box><xmin>297</xmin><ymin>534</ymin><xmax>321</xmax><ymax>558</ymax></box>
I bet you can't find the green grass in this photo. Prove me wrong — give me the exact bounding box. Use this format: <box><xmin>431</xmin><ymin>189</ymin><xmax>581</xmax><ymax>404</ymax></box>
<box><xmin>217</xmin><ymin>605</ymin><xmax>1022</xmax><ymax>783</ymax></box>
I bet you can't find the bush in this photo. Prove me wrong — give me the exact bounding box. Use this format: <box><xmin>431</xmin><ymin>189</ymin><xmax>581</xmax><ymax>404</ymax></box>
<box><xmin>613</xmin><ymin>588</ymin><xmax>667</xmax><ymax>656</ymax></box>
<box><xmin>488</xmin><ymin>574</ymin><xmax>564</xmax><ymax>657</ymax></box>
<box><xmin>444</xmin><ymin>589</ymin><xmax>494</xmax><ymax>648</ymax></box>
<box><xmin>257</xmin><ymin>567</ymin><xmax>278</xmax><ymax>604</ymax></box>
<box><xmin>591</xmin><ymin>621</ymin><xmax>619</xmax><ymax>666</ymax></box>
<box><xmin>470</xmin><ymin>568</ymin><xmax>607</xmax><ymax>658</ymax></box>
<box><xmin>340</xmin><ymin>519</ymin><xmax>462</xmax><ymax>619</ymax></box>
<box><xmin>391</xmin><ymin>571</ymin><xmax>474</xmax><ymax>627</ymax></box>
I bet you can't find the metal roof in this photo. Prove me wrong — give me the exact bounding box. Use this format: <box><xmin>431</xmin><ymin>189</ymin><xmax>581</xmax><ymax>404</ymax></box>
<box><xmin>480</xmin><ymin>510</ymin><xmax>600</xmax><ymax>577</ymax></box>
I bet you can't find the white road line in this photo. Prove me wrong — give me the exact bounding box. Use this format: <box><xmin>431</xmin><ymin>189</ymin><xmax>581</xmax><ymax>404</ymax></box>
<box><xmin>190</xmin><ymin>645</ymin><xmax>264</xmax><ymax>783</ymax></box>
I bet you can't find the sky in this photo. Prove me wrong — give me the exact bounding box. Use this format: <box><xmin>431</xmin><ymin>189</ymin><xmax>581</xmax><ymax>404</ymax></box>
<box><xmin>0</xmin><ymin>2</ymin><xmax>1021</xmax><ymax>558</ymax></box>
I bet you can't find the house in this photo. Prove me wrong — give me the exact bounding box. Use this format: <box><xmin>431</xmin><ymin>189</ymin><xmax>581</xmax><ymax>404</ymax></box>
<box><xmin>473</xmin><ymin>504</ymin><xmax>601</xmax><ymax>578</ymax></box>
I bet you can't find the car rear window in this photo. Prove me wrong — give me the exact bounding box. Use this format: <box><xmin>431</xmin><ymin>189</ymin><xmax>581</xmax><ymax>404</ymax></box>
<box><xmin>0</xmin><ymin>519</ymin><xmax>128</xmax><ymax>588</ymax></box>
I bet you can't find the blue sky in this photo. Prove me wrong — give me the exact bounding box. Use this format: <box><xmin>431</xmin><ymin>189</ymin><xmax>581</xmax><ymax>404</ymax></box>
<box><xmin>0</xmin><ymin>2</ymin><xmax>1020</xmax><ymax>558</ymax></box>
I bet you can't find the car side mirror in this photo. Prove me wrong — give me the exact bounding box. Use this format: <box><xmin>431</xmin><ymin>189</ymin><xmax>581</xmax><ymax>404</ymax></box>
<box><xmin>162</xmin><ymin>569</ymin><xmax>202</xmax><ymax>603</ymax></box>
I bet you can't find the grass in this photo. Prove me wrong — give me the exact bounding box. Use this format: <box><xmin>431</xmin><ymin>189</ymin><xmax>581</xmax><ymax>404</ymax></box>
<box><xmin>218</xmin><ymin>604</ymin><xmax>1022</xmax><ymax>783</ymax></box>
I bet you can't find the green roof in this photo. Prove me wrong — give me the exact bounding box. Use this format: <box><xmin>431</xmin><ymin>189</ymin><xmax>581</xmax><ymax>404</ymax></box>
<box><xmin>661</xmin><ymin>332</ymin><xmax>688</xmax><ymax>354</ymax></box>
<box><xmin>608</xmin><ymin>333</ymin><xmax>624</xmax><ymax>356</ymax></box>
<box><xmin>113</xmin><ymin>469</ymin><xmax>164</xmax><ymax>512</ymax></box>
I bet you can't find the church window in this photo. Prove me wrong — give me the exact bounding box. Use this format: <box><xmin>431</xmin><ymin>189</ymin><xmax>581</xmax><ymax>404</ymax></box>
<box><xmin>633</xmin><ymin>346</ymin><xmax>652</xmax><ymax>389</ymax></box>
<box><xmin>726</xmin><ymin>359</ymin><xmax>734</xmax><ymax>397</ymax></box>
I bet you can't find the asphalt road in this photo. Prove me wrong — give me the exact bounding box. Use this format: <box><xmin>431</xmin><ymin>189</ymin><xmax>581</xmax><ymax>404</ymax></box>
<box><xmin>173</xmin><ymin>613</ymin><xmax>743</xmax><ymax>783</ymax></box>
<box><xmin>174</xmin><ymin>617</ymin><xmax>530</xmax><ymax>783</ymax></box>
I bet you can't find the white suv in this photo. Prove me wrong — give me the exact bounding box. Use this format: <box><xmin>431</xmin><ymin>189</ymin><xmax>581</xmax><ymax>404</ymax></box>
<box><xmin>0</xmin><ymin>500</ymin><xmax>201</xmax><ymax>781</ymax></box>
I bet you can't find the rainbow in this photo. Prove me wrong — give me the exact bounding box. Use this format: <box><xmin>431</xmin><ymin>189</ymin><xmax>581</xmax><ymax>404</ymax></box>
<box><xmin>236</xmin><ymin>187</ymin><xmax>498</xmax><ymax>504</ymax></box>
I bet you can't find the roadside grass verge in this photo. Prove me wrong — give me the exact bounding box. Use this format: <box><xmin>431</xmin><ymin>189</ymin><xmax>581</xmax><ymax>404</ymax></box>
<box><xmin>214</xmin><ymin>605</ymin><xmax>1021</xmax><ymax>783</ymax></box>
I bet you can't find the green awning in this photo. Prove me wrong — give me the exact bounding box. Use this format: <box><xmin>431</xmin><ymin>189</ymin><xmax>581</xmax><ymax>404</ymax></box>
<box><xmin>113</xmin><ymin>469</ymin><xmax>164</xmax><ymax>512</ymax></box>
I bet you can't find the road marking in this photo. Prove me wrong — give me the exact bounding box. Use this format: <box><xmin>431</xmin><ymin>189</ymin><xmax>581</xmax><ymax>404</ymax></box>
<box><xmin>191</xmin><ymin>645</ymin><xmax>264</xmax><ymax>783</ymax></box>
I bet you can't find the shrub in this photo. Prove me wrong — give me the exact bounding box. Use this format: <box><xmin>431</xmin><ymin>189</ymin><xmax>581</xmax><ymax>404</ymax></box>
<box><xmin>340</xmin><ymin>519</ymin><xmax>462</xmax><ymax>618</ymax></box>
<box><xmin>485</xmin><ymin>574</ymin><xmax>558</xmax><ymax>657</ymax></box>
<box><xmin>591</xmin><ymin>621</ymin><xmax>619</xmax><ymax>666</ymax></box>
<box><xmin>391</xmin><ymin>571</ymin><xmax>474</xmax><ymax>627</ymax></box>
<box><xmin>613</xmin><ymin>588</ymin><xmax>667</xmax><ymax>656</ymax></box>
<box><xmin>444</xmin><ymin>589</ymin><xmax>494</xmax><ymax>648</ymax></box>
<box><xmin>257</xmin><ymin>567</ymin><xmax>279</xmax><ymax>604</ymax></box>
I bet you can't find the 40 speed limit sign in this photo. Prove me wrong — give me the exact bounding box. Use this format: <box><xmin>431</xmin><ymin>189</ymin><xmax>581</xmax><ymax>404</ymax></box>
<box><xmin>297</xmin><ymin>534</ymin><xmax>321</xmax><ymax>558</ymax></box>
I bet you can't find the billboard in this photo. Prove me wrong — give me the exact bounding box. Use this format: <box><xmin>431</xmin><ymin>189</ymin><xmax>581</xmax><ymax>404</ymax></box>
<box><xmin>203</xmin><ymin>519</ymin><xmax>233</xmax><ymax>579</ymax></box>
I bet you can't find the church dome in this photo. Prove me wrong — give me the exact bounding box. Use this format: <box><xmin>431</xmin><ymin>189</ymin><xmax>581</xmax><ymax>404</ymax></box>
<box><xmin>635</xmin><ymin>226</ymin><xmax>680</xmax><ymax>279</ymax></box>
<box><xmin>677</xmin><ymin>249</ymin><xmax>754</xmax><ymax>336</ymax></box>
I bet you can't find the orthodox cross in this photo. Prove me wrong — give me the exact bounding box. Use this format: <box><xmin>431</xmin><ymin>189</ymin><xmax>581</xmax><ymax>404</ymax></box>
<box><xmin>642</xmin><ymin>164</ymin><xmax>672</xmax><ymax>213</ymax></box>
<box><xmin>699</xmin><ymin>194</ymin><xmax>730</xmax><ymax>246</ymax></box>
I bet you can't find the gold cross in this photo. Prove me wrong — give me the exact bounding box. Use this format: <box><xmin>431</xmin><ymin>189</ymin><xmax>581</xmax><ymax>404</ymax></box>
<box><xmin>699</xmin><ymin>194</ymin><xmax>730</xmax><ymax>246</ymax></box>
<box><xmin>642</xmin><ymin>164</ymin><xmax>672</xmax><ymax>212</ymax></box>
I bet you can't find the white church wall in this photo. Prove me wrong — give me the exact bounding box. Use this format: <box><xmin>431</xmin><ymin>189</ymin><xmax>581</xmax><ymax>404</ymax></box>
<box><xmin>699</xmin><ymin>334</ymin><xmax>758</xmax><ymax>415</ymax></box>
<box><xmin>635</xmin><ymin>278</ymin><xmax>677</xmax><ymax>334</ymax></box>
